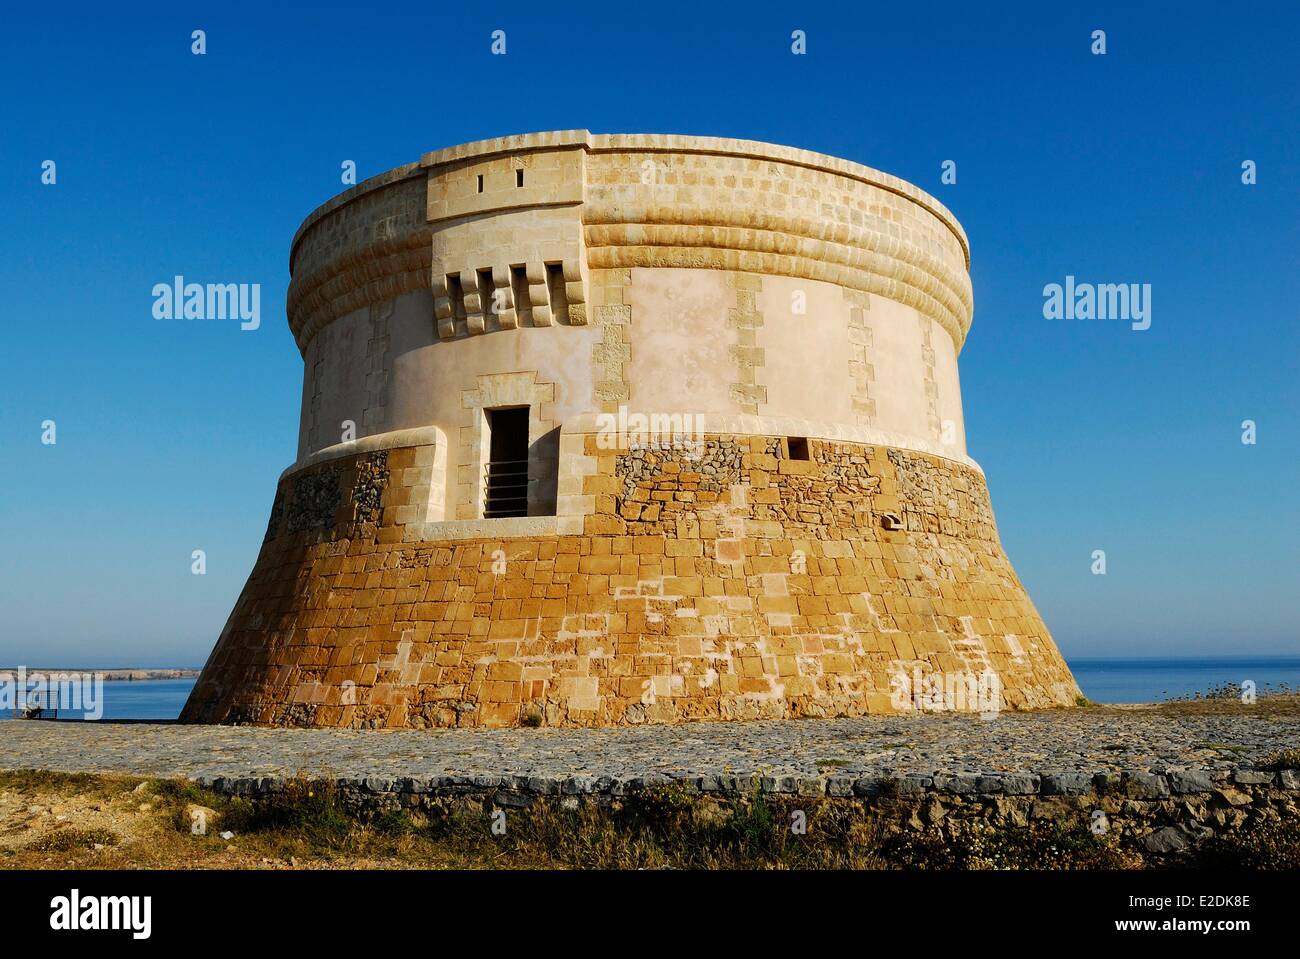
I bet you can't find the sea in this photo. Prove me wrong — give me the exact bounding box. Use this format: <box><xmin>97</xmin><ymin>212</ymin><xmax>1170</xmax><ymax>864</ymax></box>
<box><xmin>2</xmin><ymin>658</ymin><xmax>1297</xmax><ymax>721</ymax></box>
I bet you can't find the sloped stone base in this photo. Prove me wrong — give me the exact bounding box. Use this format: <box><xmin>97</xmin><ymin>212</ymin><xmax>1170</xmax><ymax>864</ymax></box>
<box><xmin>181</xmin><ymin>435</ymin><xmax>1080</xmax><ymax>728</ymax></box>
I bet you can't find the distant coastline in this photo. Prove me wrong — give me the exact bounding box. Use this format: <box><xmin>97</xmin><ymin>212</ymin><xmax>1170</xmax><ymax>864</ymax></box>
<box><xmin>0</xmin><ymin>668</ymin><xmax>199</xmax><ymax>682</ymax></box>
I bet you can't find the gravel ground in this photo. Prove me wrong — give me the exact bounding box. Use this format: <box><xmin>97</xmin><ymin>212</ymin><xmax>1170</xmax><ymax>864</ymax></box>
<box><xmin>1</xmin><ymin>709</ymin><xmax>1295</xmax><ymax>786</ymax></box>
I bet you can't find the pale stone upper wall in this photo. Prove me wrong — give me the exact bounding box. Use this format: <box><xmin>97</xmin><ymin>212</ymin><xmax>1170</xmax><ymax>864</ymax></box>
<box><xmin>617</xmin><ymin>268</ymin><xmax>967</xmax><ymax>455</ymax></box>
<box><xmin>287</xmin><ymin>131</ymin><xmax>977</xmax><ymax>475</ymax></box>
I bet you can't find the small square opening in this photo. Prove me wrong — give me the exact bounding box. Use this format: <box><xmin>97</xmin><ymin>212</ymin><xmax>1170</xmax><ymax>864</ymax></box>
<box><xmin>786</xmin><ymin>436</ymin><xmax>810</xmax><ymax>460</ymax></box>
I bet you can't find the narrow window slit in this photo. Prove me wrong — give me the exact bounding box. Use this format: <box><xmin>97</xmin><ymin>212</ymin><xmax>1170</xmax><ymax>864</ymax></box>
<box><xmin>510</xmin><ymin>265</ymin><xmax>531</xmax><ymax>326</ymax></box>
<box><xmin>544</xmin><ymin>262</ymin><xmax>569</xmax><ymax>324</ymax></box>
<box><xmin>477</xmin><ymin>268</ymin><xmax>496</xmax><ymax>324</ymax></box>
<box><xmin>446</xmin><ymin>274</ymin><xmax>467</xmax><ymax>329</ymax></box>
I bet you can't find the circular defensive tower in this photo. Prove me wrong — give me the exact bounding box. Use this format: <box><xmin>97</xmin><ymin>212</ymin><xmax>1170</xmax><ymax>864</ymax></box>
<box><xmin>182</xmin><ymin>131</ymin><xmax>1081</xmax><ymax>728</ymax></box>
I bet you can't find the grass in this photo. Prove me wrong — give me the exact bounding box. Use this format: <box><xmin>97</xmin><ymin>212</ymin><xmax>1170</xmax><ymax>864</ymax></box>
<box><xmin>25</xmin><ymin>828</ymin><xmax>120</xmax><ymax>852</ymax></box>
<box><xmin>881</xmin><ymin>821</ymin><xmax>1143</xmax><ymax>870</ymax></box>
<box><xmin>1258</xmin><ymin>748</ymin><xmax>1300</xmax><ymax>771</ymax></box>
<box><xmin>1199</xmin><ymin>819</ymin><xmax>1300</xmax><ymax>870</ymax></box>
<box><xmin>1165</xmin><ymin>681</ymin><xmax>1294</xmax><ymax>703</ymax></box>
<box><xmin>0</xmin><ymin>769</ymin><xmax>129</xmax><ymax>800</ymax></box>
<box><xmin>1191</xmin><ymin>742</ymin><xmax>1251</xmax><ymax>757</ymax></box>
<box><xmin>1141</xmin><ymin>689</ymin><xmax>1300</xmax><ymax>718</ymax></box>
<box><xmin>1107</xmin><ymin>686</ymin><xmax>1300</xmax><ymax>717</ymax></box>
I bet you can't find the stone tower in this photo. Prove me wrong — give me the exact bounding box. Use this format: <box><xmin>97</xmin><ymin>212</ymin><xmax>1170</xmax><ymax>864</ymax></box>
<box><xmin>181</xmin><ymin>131</ymin><xmax>1080</xmax><ymax>729</ymax></box>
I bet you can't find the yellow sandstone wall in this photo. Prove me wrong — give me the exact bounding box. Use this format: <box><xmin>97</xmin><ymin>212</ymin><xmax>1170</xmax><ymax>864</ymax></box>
<box><xmin>181</xmin><ymin>434</ymin><xmax>1079</xmax><ymax>728</ymax></box>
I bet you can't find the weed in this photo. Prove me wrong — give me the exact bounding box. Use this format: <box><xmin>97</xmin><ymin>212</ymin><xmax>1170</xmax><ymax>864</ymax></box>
<box><xmin>26</xmin><ymin>828</ymin><xmax>119</xmax><ymax>852</ymax></box>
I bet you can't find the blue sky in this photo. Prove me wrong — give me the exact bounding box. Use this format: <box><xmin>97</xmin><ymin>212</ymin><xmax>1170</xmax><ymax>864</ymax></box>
<box><xmin>1</xmin><ymin>1</ymin><xmax>1296</xmax><ymax>667</ymax></box>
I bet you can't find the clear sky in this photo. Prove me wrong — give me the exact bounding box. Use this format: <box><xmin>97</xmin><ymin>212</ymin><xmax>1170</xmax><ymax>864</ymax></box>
<box><xmin>1</xmin><ymin>2</ymin><xmax>1296</xmax><ymax>667</ymax></box>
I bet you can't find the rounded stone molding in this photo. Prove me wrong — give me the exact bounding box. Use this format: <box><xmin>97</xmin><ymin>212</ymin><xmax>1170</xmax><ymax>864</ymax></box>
<box><xmin>286</xmin><ymin>131</ymin><xmax>972</xmax><ymax>355</ymax></box>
